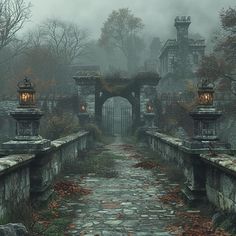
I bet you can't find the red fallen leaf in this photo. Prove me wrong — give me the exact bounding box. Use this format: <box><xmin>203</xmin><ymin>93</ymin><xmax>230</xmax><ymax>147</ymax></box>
<box><xmin>166</xmin><ymin>211</ymin><xmax>230</xmax><ymax>236</ymax></box>
<box><xmin>48</xmin><ymin>200</ymin><xmax>60</xmax><ymax>210</ymax></box>
<box><xmin>68</xmin><ymin>224</ymin><xmax>76</xmax><ymax>229</ymax></box>
<box><xmin>38</xmin><ymin>220</ymin><xmax>51</xmax><ymax>227</ymax></box>
<box><xmin>133</xmin><ymin>160</ymin><xmax>158</xmax><ymax>169</ymax></box>
<box><xmin>159</xmin><ymin>186</ymin><xmax>183</xmax><ymax>205</ymax></box>
<box><xmin>53</xmin><ymin>180</ymin><xmax>92</xmax><ymax>197</ymax></box>
<box><xmin>32</xmin><ymin>212</ymin><xmax>40</xmax><ymax>221</ymax></box>
<box><xmin>102</xmin><ymin>202</ymin><xmax>120</xmax><ymax>209</ymax></box>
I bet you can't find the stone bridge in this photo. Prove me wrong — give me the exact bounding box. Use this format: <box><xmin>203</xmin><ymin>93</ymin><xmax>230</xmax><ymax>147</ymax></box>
<box><xmin>0</xmin><ymin>129</ymin><xmax>235</xmax><ymax>235</ymax></box>
<box><xmin>0</xmin><ymin>73</ymin><xmax>236</xmax><ymax>235</ymax></box>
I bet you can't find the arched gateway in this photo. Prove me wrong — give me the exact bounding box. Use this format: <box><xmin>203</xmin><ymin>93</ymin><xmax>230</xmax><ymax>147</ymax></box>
<box><xmin>73</xmin><ymin>66</ymin><xmax>160</xmax><ymax>131</ymax></box>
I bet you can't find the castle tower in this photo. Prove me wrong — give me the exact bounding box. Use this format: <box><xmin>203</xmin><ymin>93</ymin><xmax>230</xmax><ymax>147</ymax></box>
<box><xmin>175</xmin><ymin>16</ymin><xmax>191</xmax><ymax>79</ymax></box>
<box><xmin>175</xmin><ymin>16</ymin><xmax>191</xmax><ymax>42</ymax></box>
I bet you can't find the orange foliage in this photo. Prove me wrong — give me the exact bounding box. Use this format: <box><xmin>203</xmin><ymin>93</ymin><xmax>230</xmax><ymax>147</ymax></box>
<box><xmin>159</xmin><ymin>186</ymin><xmax>183</xmax><ymax>205</ymax></box>
<box><xmin>53</xmin><ymin>180</ymin><xmax>92</xmax><ymax>197</ymax></box>
<box><xmin>133</xmin><ymin>160</ymin><xmax>159</xmax><ymax>169</ymax></box>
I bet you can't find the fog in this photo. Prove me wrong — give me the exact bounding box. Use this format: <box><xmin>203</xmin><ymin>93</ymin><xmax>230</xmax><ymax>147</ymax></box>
<box><xmin>25</xmin><ymin>0</ymin><xmax>235</xmax><ymax>40</ymax></box>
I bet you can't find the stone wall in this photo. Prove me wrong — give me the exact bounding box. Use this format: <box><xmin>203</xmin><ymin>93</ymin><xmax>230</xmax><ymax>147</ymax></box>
<box><xmin>0</xmin><ymin>155</ymin><xmax>33</xmax><ymax>218</ymax></box>
<box><xmin>30</xmin><ymin>131</ymin><xmax>90</xmax><ymax>201</ymax></box>
<box><xmin>201</xmin><ymin>154</ymin><xmax>236</xmax><ymax>212</ymax></box>
<box><xmin>146</xmin><ymin>131</ymin><xmax>207</xmax><ymax>200</ymax></box>
<box><xmin>145</xmin><ymin>131</ymin><xmax>236</xmax><ymax>212</ymax></box>
<box><xmin>0</xmin><ymin>131</ymin><xmax>91</xmax><ymax>218</ymax></box>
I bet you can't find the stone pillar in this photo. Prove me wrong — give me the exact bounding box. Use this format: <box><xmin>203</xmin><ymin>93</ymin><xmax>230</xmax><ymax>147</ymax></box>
<box><xmin>143</xmin><ymin>112</ymin><xmax>155</xmax><ymax>128</ymax></box>
<box><xmin>1</xmin><ymin>77</ymin><xmax>50</xmax><ymax>154</ymax></box>
<box><xmin>73</xmin><ymin>66</ymin><xmax>101</xmax><ymax>122</ymax></box>
<box><xmin>184</xmin><ymin>80</ymin><xmax>225</xmax><ymax>148</ymax></box>
<box><xmin>78</xmin><ymin>112</ymin><xmax>90</xmax><ymax>127</ymax></box>
<box><xmin>182</xmin><ymin>79</ymin><xmax>230</xmax><ymax>203</ymax></box>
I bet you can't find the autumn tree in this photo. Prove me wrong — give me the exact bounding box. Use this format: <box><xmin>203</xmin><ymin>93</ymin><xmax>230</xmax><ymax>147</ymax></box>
<box><xmin>219</xmin><ymin>7</ymin><xmax>236</xmax><ymax>66</ymax></box>
<box><xmin>197</xmin><ymin>7</ymin><xmax>236</xmax><ymax>93</ymax></box>
<box><xmin>99</xmin><ymin>8</ymin><xmax>144</xmax><ymax>74</ymax></box>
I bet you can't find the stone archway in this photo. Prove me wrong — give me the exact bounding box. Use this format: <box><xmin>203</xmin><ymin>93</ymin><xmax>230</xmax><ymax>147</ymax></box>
<box><xmin>94</xmin><ymin>76</ymin><xmax>141</xmax><ymax>130</ymax></box>
<box><xmin>73</xmin><ymin>66</ymin><xmax>160</xmax><ymax>131</ymax></box>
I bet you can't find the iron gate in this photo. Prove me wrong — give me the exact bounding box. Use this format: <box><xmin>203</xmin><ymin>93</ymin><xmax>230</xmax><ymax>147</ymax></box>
<box><xmin>102</xmin><ymin>105</ymin><xmax>132</xmax><ymax>136</ymax></box>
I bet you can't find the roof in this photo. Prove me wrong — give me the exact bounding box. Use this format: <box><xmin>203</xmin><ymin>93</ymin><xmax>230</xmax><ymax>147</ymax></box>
<box><xmin>160</xmin><ymin>38</ymin><xmax>205</xmax><ymax>57</ymax></box>
<box><xmin>73</xmin><ymin>65</ymin><xmax>101</xmax><ymax>78</ymax></box>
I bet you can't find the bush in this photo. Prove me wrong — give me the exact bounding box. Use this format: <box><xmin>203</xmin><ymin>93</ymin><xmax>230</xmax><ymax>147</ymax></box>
<box><xmin>40</xmin><ymin>112</ymin><xmax>79</xmax><ymax>140</ymax></box>
<box><xmin>84</xmin><ymin>123</ymin><xmax>102</xmax><ymax>141</ymax></box>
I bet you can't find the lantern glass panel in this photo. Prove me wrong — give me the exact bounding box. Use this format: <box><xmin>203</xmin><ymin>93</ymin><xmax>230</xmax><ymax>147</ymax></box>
<box><xmin>198</xmin><ymin>91</ymin><xmax>213</xmax><ymax>105</ymax></box>
<box><xmin>19</xmin><ymin>91</ymin><xmax>35</xmax><ymax>106</ymax></box>
<box><xmin>146</xmin><ymin>104</ymin><xmax>153</xmax><ymax>113</ymax></box>
<box><xmin>80</xmin><ymin>104</ymin><xmax>87</xmax><ymax>113</ymax></box>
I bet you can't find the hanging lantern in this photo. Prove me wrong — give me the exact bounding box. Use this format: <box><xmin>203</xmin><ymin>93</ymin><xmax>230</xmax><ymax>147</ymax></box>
<box><xmin>198</xmin><ymin>79</ymin><xmax>214</xmax><ymax>106</ymax></box>
<box><xmin>17</xmin><ymin>77</ymin><xmax>36</xmax><ymax>108</ymax></box>
<box><xmin>80</xmin><ymin>102</ymin><xmax>87</xmax><ymax>113</ymax></box>
<box><xmin>146</xmin><ymin>101</ymin><xmax>154</xmax><ymax>113</ymax></box>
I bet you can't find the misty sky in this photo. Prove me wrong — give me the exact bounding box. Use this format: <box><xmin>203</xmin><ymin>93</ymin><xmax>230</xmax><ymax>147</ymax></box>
<box><xmin>24</xmin><ymin>0</ymin><xmax>235</xmax><ymax>41</ymax></box>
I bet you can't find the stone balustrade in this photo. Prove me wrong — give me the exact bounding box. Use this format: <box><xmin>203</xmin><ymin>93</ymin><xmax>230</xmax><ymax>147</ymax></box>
<box><xmin>201</xmin><ymin>153</ymin><xmax>236</xmax><ymax>212</ymax></box>
<box><xmin>145</xmin><ymin>130</ymin><xmax>236</xmax><ymax>212</ymax></box>
<box><xmin>0</xmin><ymin>131</ymin><xmax>92</xmax><ymax>218</ymax></box>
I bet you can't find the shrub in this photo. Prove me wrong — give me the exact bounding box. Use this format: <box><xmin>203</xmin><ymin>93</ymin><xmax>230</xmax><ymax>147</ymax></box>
<box><xmin>84</xmin><ymin>123</ymin><xmax>102</xmax><ymax>141</ymax></box>
<box><xmin>40</xmin><ymin>112</ymin><xmax>79</xmax><ymax>140</ymax></box>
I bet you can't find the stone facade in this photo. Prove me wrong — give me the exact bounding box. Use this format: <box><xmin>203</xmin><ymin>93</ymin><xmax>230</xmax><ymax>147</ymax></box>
<box><xmin>159</xmin><ymin>16</ymin><xmax>205</xmax><ymax>78</ymax></box>
<box><xmin>74</xmin><ymin>67</ymin><xmax>160</xmax><ymax>129</ymax></box>
<box><xmin>140</xmin><ymin>85</ymin><xmax>157</xmax><ymax>116</ymax></box>
<box><xmin>0</xmin><ymin>154</ymin><xmax>33</xmax><ymax>218</ymax></box>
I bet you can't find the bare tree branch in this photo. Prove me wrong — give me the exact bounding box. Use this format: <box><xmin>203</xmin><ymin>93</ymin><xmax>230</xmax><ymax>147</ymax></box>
<box><xmin>0</xmin><ymin>0</ymin><xmax>31</xmax><ymax>51</ymax></box>
<box><xmin>39</xmin><ymin>18</ymin><xmax>89</xmax><ymax>64</ymax></box>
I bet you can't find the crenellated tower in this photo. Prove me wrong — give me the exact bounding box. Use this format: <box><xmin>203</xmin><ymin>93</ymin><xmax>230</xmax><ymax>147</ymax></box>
<box><xmin>175</xmin><ymin>16</ymin><xmax>191</xmax><ymax>42</ymax></box>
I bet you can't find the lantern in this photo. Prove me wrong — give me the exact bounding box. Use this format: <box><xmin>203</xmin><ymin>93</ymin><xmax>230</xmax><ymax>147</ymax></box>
<box><xmin>17</xmin><ymin>77</ymin><xmax>36</xmax><ymax>108</ymax></box>
<box><xmin>1</xmin><ymin>76</ymin><xmax>51</xmax><ymax>154</ymax></box>
<box><xmin>146</xmin><ymin>102</ymin><xmax>154</xmax><ymax>113</ymax></box>
<box><xmin>80</xmin><ymin>102</ymin><xmax>87</xmax><ymax>113</ymax></box>
<box><xmin>198</xmin><ymin>79</ymin><xmax>214</xmax><ymax>106</ymax></box>
<box><xmin>189</xmin><ymin>78</ymin><xmax>222</xmax><ymax>143</ymax></box>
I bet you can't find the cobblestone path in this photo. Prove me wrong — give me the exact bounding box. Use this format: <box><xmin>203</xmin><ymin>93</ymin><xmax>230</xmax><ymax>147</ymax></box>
<box><xmin>65</xmin><ymin>138</ymin><xmax>187</xmax><ymax>236</ymax></box>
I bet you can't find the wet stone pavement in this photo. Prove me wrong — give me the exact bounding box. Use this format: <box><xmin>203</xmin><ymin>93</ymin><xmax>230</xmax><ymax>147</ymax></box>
<box><xmin>64</xmin><ymin>139</ymin><xmax>186</xmax><ymax>236</ymax></box>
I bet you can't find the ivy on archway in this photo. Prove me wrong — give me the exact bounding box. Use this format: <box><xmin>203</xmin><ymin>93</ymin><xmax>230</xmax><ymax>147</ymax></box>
<box><xmin>99</xmin><ymin>78</ymin><xmax>135</xmax><ymax>96</ymax></box>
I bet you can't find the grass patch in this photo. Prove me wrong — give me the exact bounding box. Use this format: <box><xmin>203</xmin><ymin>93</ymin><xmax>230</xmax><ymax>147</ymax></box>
<box><xmin>29</xmin><ymin>189</ymin><xmax>78</xmax><ymax>236</ymax></box>
<box><xmin>66</xmin><ymin>151</ymin><xmax>121</xmax><ymax>178</ymax></box>
<box><xmin>0</xmin><ymin>197</ymin><xmax>74</xmax><ymax>236</ymax></box>
<box><xmin>138</xmin><ymin>146</ymin><xmax>185</xmax><ymax>184</ymax></box>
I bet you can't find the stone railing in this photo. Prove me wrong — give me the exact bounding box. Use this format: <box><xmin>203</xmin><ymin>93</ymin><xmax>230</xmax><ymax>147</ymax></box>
<box><xmin>145</xmin><ymin>131</ymin><xmax>236</xmax><ymax>212</ymax></box>
<box><xmin>0</xmin><ymin>131</ymin><xmax>92</xmax><ymax>218</ymax></box>
<box><xmin>201</xmin><ymin>154</ymin><xmax>236</xmax><ymax>212</ymax></box>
